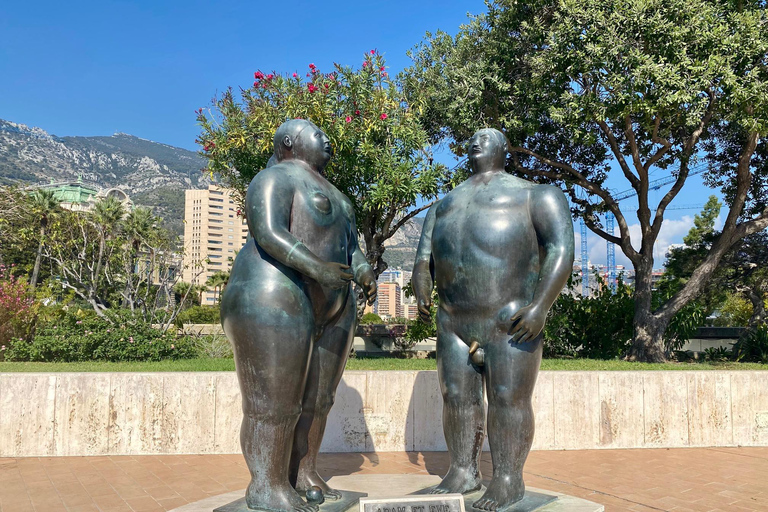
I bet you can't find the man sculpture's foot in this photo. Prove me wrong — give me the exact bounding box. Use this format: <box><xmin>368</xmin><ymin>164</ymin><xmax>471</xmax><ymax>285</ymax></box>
<box><xmin>472</xmin><ymin>474</ymin><xmax>524</xmax><ymax>511</ymax></box>
<box><xmin>295</xmin><ymin>471</ymin><xmax>343</xmax><ymax>501</ymax></box>
<box><xmin>430</xmin><ymin>466</ymin><xmax>482</xmax><ymax>494</ymax></box>
<box><xmin>246</xmin><ymin>481</ymin><xmax>319</xmax><ymax>512</ymax></box>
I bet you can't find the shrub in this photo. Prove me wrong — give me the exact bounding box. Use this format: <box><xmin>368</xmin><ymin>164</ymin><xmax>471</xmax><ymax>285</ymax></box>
<box><xmin>193</xmin><ymin>333</ymin><xmax>233</xmax><ymax>358</ymax></box>
<box><xmin>175</xmin><ymin>305</ymin><xmax>220</xmax><ymax>327</ymax></box>
<box><xmin>0</xmin><ymin>264</ymin><xmax>37</xmax><ymax>354</ymax></box>
<box><xmin>544</xmin><ymin>277</ymin><xmax>634</xmax><ymax>359</ymax></box>
<box><xmin>360</xmin><ymin>312</ymin><xmax>383</xmax><ymax>324</ymax></box>
<box><xmin>5</xmin><ymin>309</ymin><xmax>196</xmax><ymax>362</ymax></box>
<box><xmin>732</xmin><ymin>325</ymin><xmax>768</xmax><ymax>363</ymax></box>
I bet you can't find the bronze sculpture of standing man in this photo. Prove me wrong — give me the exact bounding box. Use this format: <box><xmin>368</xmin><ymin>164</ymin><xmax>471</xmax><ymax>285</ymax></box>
<box><xmin>413</xmin><ymin>128</ymin><xmax>574</xmax><ymax>511</ymax></box>
<box><xmin>221</xmin><ymin>119</ymin><xmax>376</xmax><ymax>512</ymax></box>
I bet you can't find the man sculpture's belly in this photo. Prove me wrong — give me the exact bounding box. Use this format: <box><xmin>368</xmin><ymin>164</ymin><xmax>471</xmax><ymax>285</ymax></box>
<box><xmin>432</xmin><ymin>197</ymin><xmax>540</xmax><ymax>318</ymax></box>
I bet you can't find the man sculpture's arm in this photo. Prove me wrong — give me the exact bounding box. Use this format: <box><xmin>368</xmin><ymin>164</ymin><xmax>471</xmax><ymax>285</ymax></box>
<box><xmin>347</xmin><ymin>202</ymin><xmax>377</xmax><ymax>304</ymax></box>
<box><xmin>509</xmin><ymin>186</ymin><xmax>575</xmax><ymax>343</ymax></box>
<box><xmin>413</xmin><ymin>202</ymin><xmax>439</xmax><ymax>323</ymax></box>
<box><xmin>245</xmin><ymin>168</ymin><xmax>352</xmax><ymax>289</ymax></box>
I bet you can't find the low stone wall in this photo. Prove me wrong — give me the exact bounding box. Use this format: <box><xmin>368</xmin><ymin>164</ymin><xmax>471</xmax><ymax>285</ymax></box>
<box><xmin>1</xmin><ymin>370</ymin><xmax>766</xmax><ymax>457</ymax></box>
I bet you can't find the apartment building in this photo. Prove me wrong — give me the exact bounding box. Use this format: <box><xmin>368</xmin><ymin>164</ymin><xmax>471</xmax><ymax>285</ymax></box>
<box><xmin>182</xmin><ymin>186</ymin><xmax>248</xmax><ymax>304</ymax></box>
<box><xmin>377</xmin><ymin>268</ymin><xmax>418</xmax><ymax>319</ymax></box>
<box><xmin>375</xmin><ymin>282</ymin><xmax>403</xmax><ymax>319</ymax></box>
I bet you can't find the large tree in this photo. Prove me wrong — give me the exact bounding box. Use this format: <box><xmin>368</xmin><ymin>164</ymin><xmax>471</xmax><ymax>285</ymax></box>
<box><xmin>406</xmin><ymin>0</ymin><xmax>768</xmax><ymax>361</ymax></box>
<box><xmin>197</xmin><ymin>51</ymin><xmax>453</xmax><ymax>279</ymax></box>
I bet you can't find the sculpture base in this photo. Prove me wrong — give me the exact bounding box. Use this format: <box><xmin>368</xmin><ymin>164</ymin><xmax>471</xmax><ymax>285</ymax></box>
<box><xmin>411</xmin><ymin>485</ymin><xmax>557</xmax><ymax>511</ymax></box>
<box><xmin>213</xmin><ymin>490</ymin><xmax>367</xmax><ymax>512</ymax></box>
<box><xmin>170</xmin><ymin>475</ymin><xmax>602</xmax><ymax>512</ymax></box>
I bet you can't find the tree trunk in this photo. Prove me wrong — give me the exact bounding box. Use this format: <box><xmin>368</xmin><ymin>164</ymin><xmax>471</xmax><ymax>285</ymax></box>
<box><xmin>29</xmin><ymin>227</ymin><xmax>45</xmax><ymax>292</ymax></box>
<box><xmin>627</xmin><ymin>259</ymin><xmax>668</xmax><ymax>362</ymax></box>
<box><xmin>746</xmin><ymin>288</ymin><xmax>766</xmax><ymax>327</ymax></box>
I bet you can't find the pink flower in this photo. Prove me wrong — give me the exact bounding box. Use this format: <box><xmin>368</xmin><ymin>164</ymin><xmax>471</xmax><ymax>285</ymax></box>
<box><xmin>254</xmin><ymin>71</ymin><xmax>264</xmax><ymax>80</ymax></box>
<box><xmin>129</xmin><ymin>336</ymin><xmax>134</xmax><ymax>344</ymax></box>
<box><xmin>362</xmin><ymin>62</ymin><xmax>369</xmax><ymax>68</ymax></box>
<box><xmin>355</xmin><ymin>110</ymin><xmax>361</xmax><ymax>115</ymax></box>
<box><xmin>345</xmin><ymin>116</ymin><xmax>352</xmax><ymax>123</ymax></box>
<box><xmin>380</xmin><ymin>113</ymin><xmax>388</xmax><ymax>120</ymax></box>
<box><xmin>309</xmin><ymin>63</ymin><xmax>316</xmax><ymax>70</ymax></box>
<box><xmin>1</xmin><ymin>345</ymin><xmax>5</xmax><ymax>351</ymax></box>
<box><xmin>266</xmin><ymin>73</ymin><xmax>274</xmax><ymax>80</ymax></box>
<box><xmin>307</xmin><ymin>83</ymin><xmax>317</xmax><ymax>93</ymax></box>
<box><xmin>171</xmin><ymin>344</ymin><xmax>175</xmax><ymax>349</ymax></box>
<box><xmin>380</xmin><ymin>66</ymin><xmax>385</xmax><ymax>71</ymax></box>
<box><xmin>371</xmin><ymin>49</ymin><xmax>376</xmax><ymax>54</ymax></box>
<box><xmin>292</xmin><ymin>72</ymin><xmax>298</xmax><ymax>78</ymax></box>
<box><xmin>76</xmin><ymin>320</ymin><xmax>82</xmax><ymax>324</ymax></box>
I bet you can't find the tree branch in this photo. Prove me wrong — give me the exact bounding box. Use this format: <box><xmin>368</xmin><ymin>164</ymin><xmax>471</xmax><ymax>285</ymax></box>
<box><xmin>387</xmin><ymin>201</ymin><xmax>436</xmax><ymax>238</ymax></box>
<box><xmin>596</xmin><ymin>119</ymin><xmax>640</xmax><ymax>188</ymax></box>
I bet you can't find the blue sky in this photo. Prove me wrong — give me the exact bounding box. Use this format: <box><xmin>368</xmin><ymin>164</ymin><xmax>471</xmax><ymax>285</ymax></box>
<box><xmin>0</xmin><ymin>0</ymin><xmax>719</xmax><ymax>267</ymax></box>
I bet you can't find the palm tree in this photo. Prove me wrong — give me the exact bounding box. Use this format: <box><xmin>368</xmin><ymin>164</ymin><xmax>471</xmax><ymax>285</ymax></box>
<box><xmin>28</xmin><ymin>190</ymin><xmax>60</xmax><ymax>291</ymax></box>
<box><xmin>90</xmin><ymin>196</ymin><xmax>125</xmax><ymax>309</ymax></box>
<box><xmin>205</xmin><ymin>270</ymin><xmax>230</xmax><ymax>303</ymax></box>
<box><xmin>121</xmin><ymin>207</ymin><xmax>155</xmax><ymax>308</ymax></box>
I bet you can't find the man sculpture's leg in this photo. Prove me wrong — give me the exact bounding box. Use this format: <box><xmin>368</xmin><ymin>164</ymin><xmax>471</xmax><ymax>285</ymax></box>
<box><xmin>226</xmin><ymin>316</ymin><xmax>318</xmax><ymax>512</ymax></box>
<box><xmin>472</xmin><ymin>334</ymin><xmax>543</xmax><ymax>511</ymax></box>
<box><xmin>432</xmin><ymin>317</ymin><xmax>485</xmax><ymax>495</ymax></box>
<box><xmin>290</xmin><ymin>297</ymin><xmax>356</xmax><ymax>500</ymax></box>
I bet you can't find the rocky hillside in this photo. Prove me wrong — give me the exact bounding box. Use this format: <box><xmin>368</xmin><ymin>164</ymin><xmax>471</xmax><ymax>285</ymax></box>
<box><xmin>381</xmin><ymin>216</ymin><xmax>425</xmax><ymax>271</ymax></box>
<box><xmin>0</xmin><ymin>118</ymin><xmax>209</xmax><ymax>235</ymax></box>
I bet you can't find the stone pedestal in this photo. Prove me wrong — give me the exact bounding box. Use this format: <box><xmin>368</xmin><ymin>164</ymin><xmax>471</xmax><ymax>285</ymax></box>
<box><xmin>170</xmin><ymin>475</ymin><xmax>603</xmax><ymax>512</ymax></box>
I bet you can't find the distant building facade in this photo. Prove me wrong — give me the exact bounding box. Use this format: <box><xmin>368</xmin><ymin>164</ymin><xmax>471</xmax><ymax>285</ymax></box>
<box><xmin>375</xmin><ymin>282</ymin><xmax>403</xmax><ymax>319</ymax></box>
<box><xmin>30</xmin><ymin>177</ymin><xmax>133</xmax><ymax>213</ymax></box>
<box><xmin>182</xmin><ymin>186</ymin><xmax>248</xmax><ymax>304</ymax></box>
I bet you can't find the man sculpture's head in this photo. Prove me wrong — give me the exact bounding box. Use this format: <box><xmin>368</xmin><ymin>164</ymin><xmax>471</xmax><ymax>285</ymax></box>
<box><xmin>273</xmin><ymin>119</ymin><xmax>332</xmax><ymax>171</ymax></box>
<box><xmin>468</xmin><ymin>128</ymin><xmax>508</xmax><ymax>173</ymax></box>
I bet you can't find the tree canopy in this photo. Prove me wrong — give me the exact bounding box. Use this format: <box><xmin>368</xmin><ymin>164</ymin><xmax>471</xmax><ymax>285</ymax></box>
<box><xmin>406</xmin><ymin>0</ymin><xmax>768</xmax><ymax>361</ymax></box>
<box><xmin>197</xmin><ymin>51</ymin><xmax>454</xmax><ymax>277</ymax></box>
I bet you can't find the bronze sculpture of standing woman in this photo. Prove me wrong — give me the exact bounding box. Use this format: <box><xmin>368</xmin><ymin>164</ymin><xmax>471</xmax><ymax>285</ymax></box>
<box><xmin>221</xmin><ymin>119</ymin><xmax>377</xmax><ymax>512</ymax></box>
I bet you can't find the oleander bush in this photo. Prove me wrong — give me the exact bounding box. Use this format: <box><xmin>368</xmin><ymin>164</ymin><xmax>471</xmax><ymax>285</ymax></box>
<box><xmin>0</xmin><ymin>265</ymin><xmax>37</xmax><ymax>359</ymax></box>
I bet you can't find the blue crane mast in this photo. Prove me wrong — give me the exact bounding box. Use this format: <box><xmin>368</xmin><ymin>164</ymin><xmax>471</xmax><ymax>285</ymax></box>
<box><xmin>580</xmin><ymin>164</ymin><xmax>707</xmax><ymax>295</ymax></box>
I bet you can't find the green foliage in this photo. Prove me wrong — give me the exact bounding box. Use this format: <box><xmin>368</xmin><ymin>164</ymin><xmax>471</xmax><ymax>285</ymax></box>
<box><xmin>545</xmin><ymin>276</ymin><xmax>635</xmax><ymax>359</ymax></box>
<box><xmin>714</xmin><ymin>293</ymin><xmax>754</xmax><ymax>327</ymax></box>
<box><xmin>683</xmin><ymin>196</ymin><xmax>722</xmax><ymax>247</ymax></box>
<box><xmin>704</xmin><ymin>346</ymin><xmax>731</xmax><ymax>362</ymax></box>
<box><xmin>360</xmin><ymin>312</ymin><xmax>383</xmax><ymax>324</ymax></box>
<box><xmin>732</xmin><ymin>325</ymin><xmax>768</xmax><ymax>363</ymax></box>
<box><xmin>406</xmin><ymin>0</ymin><xmax>768</xmax><ymax>360</ymax></box>
<box><xmin>197</xmin><ymin>51</ymin><xmax>453</xmax><ymax>275</ymax></box>
<box><xmin>5</xmin><ymin>309</ymin><xmax>196</xmax><ymax>362</ymax></box>
<box><xmin>175</xmin><ymin>305</ymin><xmax>221</xmax><ymax>326</ymax></box>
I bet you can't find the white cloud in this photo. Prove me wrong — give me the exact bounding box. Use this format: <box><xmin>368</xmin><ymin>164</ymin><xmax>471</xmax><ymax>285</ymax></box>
<box><xmin>573</xmin><ymin>214</ymin><xmax>723</xmax><ymax>269</ymax></box>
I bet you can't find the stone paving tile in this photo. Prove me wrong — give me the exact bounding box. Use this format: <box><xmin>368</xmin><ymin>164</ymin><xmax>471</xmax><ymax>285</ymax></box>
<box><xmin>0</xmin><ymin>449</ymin><xmax>767</xmax><ymax>511</ymax></box>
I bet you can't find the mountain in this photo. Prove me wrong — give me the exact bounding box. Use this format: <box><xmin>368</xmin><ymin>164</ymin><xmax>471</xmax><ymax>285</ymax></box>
<box><xmin>381</xmin><ymin>216</ymin><xmax>425</xmax><ymax>271</ymax></box>
<box><xmin>0</xmin><ymin>119</ymin><xmax>209</xmax><ymax>235</ymax></box>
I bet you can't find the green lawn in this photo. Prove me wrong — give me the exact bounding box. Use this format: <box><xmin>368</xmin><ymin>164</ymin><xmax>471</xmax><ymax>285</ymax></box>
<box><xmin>0</xmin><ymin>357</ymin><xmax>766</xmax><ymax>372</ymax></box>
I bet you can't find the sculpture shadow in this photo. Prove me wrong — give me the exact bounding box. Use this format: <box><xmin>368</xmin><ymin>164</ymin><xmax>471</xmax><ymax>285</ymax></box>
<box><xmin>406</xmin><ymin>368</ymin><xmax>489</xmax><ymax>477</ymax></box>
<box><xmin>317</xmin><ymin>377</ymin><xmax>377</xmax><ymax>478</ymax></box>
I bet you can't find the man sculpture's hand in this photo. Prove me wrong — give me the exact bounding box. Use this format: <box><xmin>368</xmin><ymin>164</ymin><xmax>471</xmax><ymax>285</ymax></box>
<box><xmin>507</xmin><ymin>304</ymin><xmax>546</xmax><ymax>344</ymax></box>
<box><xmin>417</xmin><ymin>294</ymin><xmax>432</xmax><ymax>324</ymax></box>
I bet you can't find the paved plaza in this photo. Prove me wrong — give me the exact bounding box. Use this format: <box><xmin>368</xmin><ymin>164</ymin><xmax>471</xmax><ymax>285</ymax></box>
<box><xmin>1</xmin><ymin>448</ymin><xmax>766</xmax><ymax>512</ymax></box>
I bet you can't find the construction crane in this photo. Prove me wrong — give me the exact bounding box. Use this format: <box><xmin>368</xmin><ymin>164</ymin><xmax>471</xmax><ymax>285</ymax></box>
<box><xmin>580</xmin><ymin>164</ymin><xmax>708</xmax><ymax>296</ymax></box>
